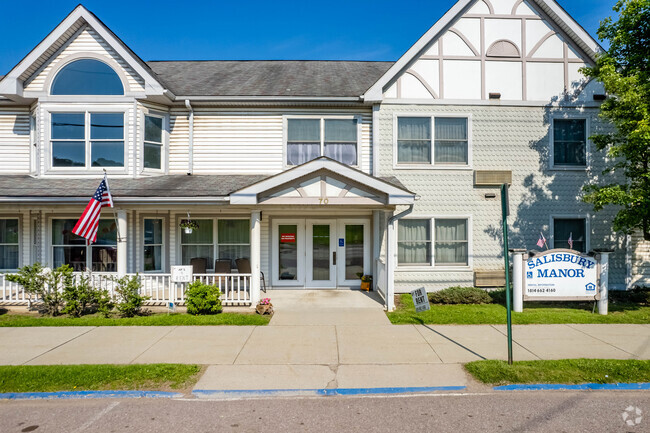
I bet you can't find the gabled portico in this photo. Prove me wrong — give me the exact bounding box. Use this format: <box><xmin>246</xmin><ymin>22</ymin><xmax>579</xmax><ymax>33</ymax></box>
<box><xmin>229</xmin><ymin>157</ymin><xmax>416</xmax><ymax>310</ymax></box>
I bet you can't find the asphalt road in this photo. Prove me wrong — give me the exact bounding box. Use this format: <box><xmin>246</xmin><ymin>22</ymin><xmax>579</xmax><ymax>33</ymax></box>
<box><xmin>1</xmin><ymin>391</ymin><xmax>648</xmax><ymax>433</ymax></box>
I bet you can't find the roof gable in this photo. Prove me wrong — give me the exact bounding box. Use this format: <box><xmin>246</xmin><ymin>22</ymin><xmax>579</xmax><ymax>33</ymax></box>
<box><xmin>364</xmin><ymin>0</ymin><xmax>604</xmax><ymax>102</ymax></box>
<box><xmin>0</xmin><ymin>5</ymin><xmax>168</xmax><ymax>100</ymax></box>
<box><xmin>230</xmin><ymin>157</ymin><xmax>415</xmax><ymax>205</ymax></box>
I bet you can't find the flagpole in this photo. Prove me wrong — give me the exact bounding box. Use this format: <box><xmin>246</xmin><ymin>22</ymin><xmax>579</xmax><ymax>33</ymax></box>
<box><xmin>103</xmin><ymin>169</ymin><xmax>122</xmax><ymax>243</ymax></box>
<box><xmin>541</xmin><ymin>231</ymin><xmax>549</xmax><ymax>250</ymax></box>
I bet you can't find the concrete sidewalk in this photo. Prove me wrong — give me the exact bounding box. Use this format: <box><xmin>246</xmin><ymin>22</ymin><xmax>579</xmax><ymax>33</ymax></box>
<box><xmin>1</xmin><ymin>322</ymin><xmax>648</xmax><ymax>392</ymax></box>
<box><xmin>1</xmin><ymin>290</ymin><xmax>648</xmax><ymax>392</ymax></box>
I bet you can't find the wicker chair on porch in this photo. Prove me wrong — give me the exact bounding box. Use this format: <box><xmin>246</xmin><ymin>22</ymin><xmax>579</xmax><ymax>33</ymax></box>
<box><xmin>235</xmin><ymin>258</ymin><xmax>266</xmax><ymax>293</ymax></box>
<box><xmin>190</xmin><ymin>257</ymin><xmax>207</xmax><ymax>274</ymax></box>
<box><xmin>214</xmin><ymin>259</ymin><xmax>232</xmax><ymax>274</ymax></box>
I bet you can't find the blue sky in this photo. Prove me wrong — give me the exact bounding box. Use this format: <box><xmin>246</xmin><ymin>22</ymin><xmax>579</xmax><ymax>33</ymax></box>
<box><xmin>0</xmin><ymin>0</ymin><xmax>616</xmax><ymax>74</ymax></box>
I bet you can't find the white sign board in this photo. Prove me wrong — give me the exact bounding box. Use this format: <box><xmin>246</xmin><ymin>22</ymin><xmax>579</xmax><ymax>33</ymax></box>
<box><xmin>411</xmin><ymin>287</ymin><xmax>430</xmax><ymax>313</ymax></box>
<box><xmin>524</xmin><ymin>250</ymin><xmax>599</xmax><ymax>300</ymax></box>
<box><xmin>171</xmin><ymin>265</ymin><xmax>193</xmax><ymax>283</ymax></box>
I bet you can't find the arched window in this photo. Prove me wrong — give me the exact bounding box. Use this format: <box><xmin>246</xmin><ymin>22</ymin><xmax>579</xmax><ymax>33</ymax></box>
<box><xmin>51</xmin><ymin>59</ymin><xmax>124</xmax><ymax>95</ymax></box>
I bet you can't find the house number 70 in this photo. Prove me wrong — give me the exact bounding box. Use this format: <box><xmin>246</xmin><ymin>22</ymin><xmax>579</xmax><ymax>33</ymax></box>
<box><xmin>319</xmin><ymin>197</ymin><xmax>329</xmax><ymax>205</ymax></box>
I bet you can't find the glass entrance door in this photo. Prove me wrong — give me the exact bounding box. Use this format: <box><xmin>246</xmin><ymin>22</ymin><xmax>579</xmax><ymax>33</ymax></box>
<box><xmin>272</xmin><ymin>220</ymin><xmax>305</xmax><ymax>286</ymax></box>
<box><xmin>337</xmin><ymin>219</ymin><xmax>371</xmax><ymax>287</ymax></box>
<box><xmin>306</xmin><ymin>221</ymin><xmax>336</xmax><ymax>288</ymax></box>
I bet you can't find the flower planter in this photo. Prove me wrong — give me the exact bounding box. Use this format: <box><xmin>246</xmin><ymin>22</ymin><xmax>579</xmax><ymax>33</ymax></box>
<box><xmin>360</xmin><ymin>281</ymin><xmax>371</xmax><ymax>291</ymax></box>
<box><xmin>184</xmin><ymin>227</ymin><xmax>193</xmax><ymax>234</ymax></box>
<box><xmin>256</xmin><ymin>303</ymin><xmax>274</xmax><ymax>315</ymax></box>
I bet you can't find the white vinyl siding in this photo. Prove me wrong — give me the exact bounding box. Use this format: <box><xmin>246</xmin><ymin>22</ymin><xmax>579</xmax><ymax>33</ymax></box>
<box><xmin>166</xmin><ymin>110</ymin><xmax>372</xmax><ymax>175</ymax></box>
<box><xmin>0</xmin><ymin>110</ymin><xmax>31</xmax><ymax>174</ymax></box>
<box><xmin>24</xmin><ymin>27</ymin><xmax>144</xmax><ymax>93</ymax></box>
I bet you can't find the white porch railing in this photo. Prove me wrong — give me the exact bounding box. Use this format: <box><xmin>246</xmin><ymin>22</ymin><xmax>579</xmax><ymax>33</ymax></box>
<box><xmin>0</xmin><ymin>272</ymin><xmax>252</xmax><ymax>306</ymax></box>
<box><xmin>375</xmin><ymin>258</ymin><xmax>387</xmax><ymax>302</ymax></box>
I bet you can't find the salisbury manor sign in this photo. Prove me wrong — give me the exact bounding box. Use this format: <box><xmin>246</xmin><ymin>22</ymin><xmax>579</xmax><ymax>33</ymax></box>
<box><xmin>511</xmin><ymin>248</ymin><xmax>612</xmax><ymax>315</ymax></box>
<box><xmin>524</xmin><ymin>250</ymin><xmax>598</xmax><ymax>300</ymax></box>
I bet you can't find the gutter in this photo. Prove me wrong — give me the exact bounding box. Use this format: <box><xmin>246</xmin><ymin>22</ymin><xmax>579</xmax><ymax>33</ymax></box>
<box><xmin>185</xmin><ymin>99</ymin><xmax>194</xmax><ymax>175</ymax></box>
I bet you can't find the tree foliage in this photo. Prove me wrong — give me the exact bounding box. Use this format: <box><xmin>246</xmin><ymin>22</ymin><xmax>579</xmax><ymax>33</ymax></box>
<box><xmin>581</xmin><ymin>0</ymin><xmax>650</xmax><ymax>239</ymax></box>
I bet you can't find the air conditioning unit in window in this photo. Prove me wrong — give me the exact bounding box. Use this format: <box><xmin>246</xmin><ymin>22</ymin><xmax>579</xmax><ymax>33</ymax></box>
<box><xmin>474</xmin><ymin>170</ymin><xmax>512</xmax><ymax>187</ymax></box>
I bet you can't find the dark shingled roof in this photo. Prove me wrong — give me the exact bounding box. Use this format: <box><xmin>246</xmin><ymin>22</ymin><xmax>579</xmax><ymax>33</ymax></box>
<box><xmin>146</xmin><ymin>61</ymin><xmax>394</xmax><ymax>97</ymax></box>
<box><xmin>0</xmin><ymin>175</ymin><xmax>268</xmax><ymax>198</ymax></box>
<box><xmin>0</xmin><ymin>174</ymin><xmax>409</xmax><ymax>198</ymax></box>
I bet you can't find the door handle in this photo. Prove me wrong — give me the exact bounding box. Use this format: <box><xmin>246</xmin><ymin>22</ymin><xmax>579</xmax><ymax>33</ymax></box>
<box><xmin>333</xmin><ymin>251</ymin><xmax>336</xmax><ymax>266</ymax></box>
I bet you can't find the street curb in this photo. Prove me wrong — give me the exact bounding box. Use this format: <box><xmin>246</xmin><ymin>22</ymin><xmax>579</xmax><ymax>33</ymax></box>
<box><xmin>193</xmin><ymin>386</ymin><xmax>466</xmax><ymax>398</ymax></box>
<box><xmin>0</xmin><ymin>390</ymin><xmax>184</xmax><ymax>400</ymax></box>
<box><xmin>494</xmin><ymin>383</ymin><xmax>650</xmax><ymax>391</ymax></box>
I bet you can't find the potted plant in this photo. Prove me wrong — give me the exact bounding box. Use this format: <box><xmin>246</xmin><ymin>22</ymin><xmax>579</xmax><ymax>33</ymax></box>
<box><xmin>180</xmin><ymin>219</ymin><xmax>199</xmax><ymax>234</ymax></box>
<box><xmin>360</xmin><ymin>275</ymin><xmax>372</xmax><ymax>291</ymax></box>
<box><xmin>256</xmin><ymin>297</ymin><xmax>273</xmax><ymax>315</ymax></box>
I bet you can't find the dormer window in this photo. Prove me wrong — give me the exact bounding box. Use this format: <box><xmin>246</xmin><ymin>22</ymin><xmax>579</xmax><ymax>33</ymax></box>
<box><xmin>51</xmin><ymin>59</ymin><xmax>124</xmax><ymax>95</ymax></box>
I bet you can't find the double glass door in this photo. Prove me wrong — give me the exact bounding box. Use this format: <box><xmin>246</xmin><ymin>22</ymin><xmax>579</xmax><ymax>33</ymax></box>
<box><xmin>272</xmin><ymin>219</ymin><xmax>370</xmax><ymax>288</ymax></box>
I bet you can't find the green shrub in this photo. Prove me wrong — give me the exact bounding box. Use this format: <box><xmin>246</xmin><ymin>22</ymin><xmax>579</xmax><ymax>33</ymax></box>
<box><xmin>610</xmin><ymin>286</ymin><xmax>650</xmax><ymax>305</ymax></box>
<box><xmin>185</xmin><ymin>281</ymin><xmax>222</xmax><ymax>315</ymax></box>
<box><xmin>114</xmin><ymin>275</ymin><xmax>148</xmax><ymax>317</ymax></box>
<box><xmin>6</xmin><ymin>263</ymin><xmax>72</xmax><ymax>316</ymax></box>
<box><xmin>428</xmin><ymin>286</ymin><xmax>493</xmax><ymax>305</ymax></box>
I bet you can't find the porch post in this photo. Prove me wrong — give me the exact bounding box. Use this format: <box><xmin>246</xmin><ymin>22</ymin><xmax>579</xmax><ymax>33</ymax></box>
<box><xmin>117</xmin><ymin>210</ymin><xmax>127</xmax><ymax>277</ymax></box>
<box><xmin>250</xmin><ymin>210</ymin><xmax>261</xmax><ymax>306</ymax></box>
<box><xmin>386</xmin><ymin>211</ymin><xmax>395</xmax><ymax>311</ymax></box>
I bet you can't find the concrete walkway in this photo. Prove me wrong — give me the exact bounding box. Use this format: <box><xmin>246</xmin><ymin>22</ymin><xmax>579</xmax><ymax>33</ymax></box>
<box><xmin>1</xmin><ymin>290</ymin><xmax>649</xmax><ymax>392</ymax></box>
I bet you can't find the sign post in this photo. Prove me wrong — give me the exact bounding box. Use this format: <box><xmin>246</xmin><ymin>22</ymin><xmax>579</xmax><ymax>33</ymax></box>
<box><xmin>410</xmin><ymin>287</ymin><xmax>430</xmax><ymax>313</ymax></box>
<box><xmin>501</xmin><ymin>184</ymin><xmax>513</xmax><ymax>365</ymax></box>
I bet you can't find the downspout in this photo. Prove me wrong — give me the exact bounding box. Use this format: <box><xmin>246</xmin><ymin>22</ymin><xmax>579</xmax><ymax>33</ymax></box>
<box><xmin>185</xmin><ymin>99</ymin><xmax>194</xmax><ymax>175</ymax></box>
<box><xmin>372</xmin><ymin>104</ymin><xmax>379</xmax><ymax>176</ymax></box>
<box><xmin>386</xmin><ymin>204</ymin><xmax>414</xmax><ymax>311</ymax></box>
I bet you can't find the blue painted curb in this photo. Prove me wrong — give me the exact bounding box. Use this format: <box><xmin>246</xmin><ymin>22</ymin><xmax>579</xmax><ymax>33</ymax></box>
<box><xmin>494</xmin><ymin>383</ymin><xmax>650</xmax><ymax>391</ymax></box>
<box><xmin>0</xmin><ymin>390</ymin><xmax>184</xmax><ymax>400</ymax></box>
<box><xmin>193</xmin><ymin>385</ymin><xmax>466</xmax><ymax>398</ymax></box>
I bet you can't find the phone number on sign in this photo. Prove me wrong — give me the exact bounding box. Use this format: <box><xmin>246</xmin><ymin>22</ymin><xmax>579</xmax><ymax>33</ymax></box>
<box><xmin>527</xmin><ymin>288</ymin><xmax>557</xmax><ymax>293</ymax></box>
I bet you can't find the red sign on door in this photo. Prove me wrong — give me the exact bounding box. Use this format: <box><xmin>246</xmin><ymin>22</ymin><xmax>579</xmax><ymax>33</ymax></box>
<box><xmin>280</xmin><ymin>233</ymin><xmax>296</xmax><ymax>243</ymax></box>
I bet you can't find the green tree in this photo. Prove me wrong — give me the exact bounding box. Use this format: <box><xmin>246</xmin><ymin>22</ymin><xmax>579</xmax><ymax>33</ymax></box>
<box><xmin>582</xmin><ymin>0</ymin><xmax>650</xmax><ymax>240</ymax></box>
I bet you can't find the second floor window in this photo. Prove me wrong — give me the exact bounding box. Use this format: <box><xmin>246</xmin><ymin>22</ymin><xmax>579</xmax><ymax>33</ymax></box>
<box><xmin>287</xmin><ymin>117</ymin><xmax>358</xmax><ymax>166</ymax></box>
<box><xmin>144</xmin><ymin>115</ymin><xmax>163</xmax><ymax>170</ymax></box>
<box><xmin>51</xmin><ymin>112</ymin><xmax>124</xmax><ymax>168</ymax></box>
<box><xmin>553</xmin><ymin>119</ymin><xmax>586</xmax><ymax>167</ymax></box>
<box><xmin>397</xmin><ymin>116</ymin><xmax>469</xmax><ymax>166</ymax></box>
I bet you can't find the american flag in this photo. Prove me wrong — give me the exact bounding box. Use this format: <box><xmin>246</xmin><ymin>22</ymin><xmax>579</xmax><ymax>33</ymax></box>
<box><xmin>536</xmin><ymin>232</ymin><xmax>546</xmax><ymax>249</ymax></box>
<box><xmin>568</xmin><ymin>232</ymin><xmax>573</xmax><ymax>249</ymax></box>
<box><xmin>72</xmin><ymin>175</ymin><xmax>114</xmax><ymax>243</ymax></box>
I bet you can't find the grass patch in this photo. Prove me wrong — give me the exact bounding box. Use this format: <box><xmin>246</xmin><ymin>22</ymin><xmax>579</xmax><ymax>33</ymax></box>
<box><xmin>0</xmin><ymin>312</ymin><xmax>270</xmax><ymax>327</ymax></box>
<box><xmin>387</xmin><ymin>293</ymin><xmax>650</xmax><ymax>324</ymax></box>
<box><xmin>0</xmin><ymin>364</ymin><xmax>201</xmax><ymax>393</ymax></box>
<box><xmin>465</xmin><ymin>359</ymin><xmax>650</xmax><ymax>385</ymax></box>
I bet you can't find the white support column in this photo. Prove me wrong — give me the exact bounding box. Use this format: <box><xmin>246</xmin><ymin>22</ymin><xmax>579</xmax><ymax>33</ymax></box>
<box><xmin>117</xmin><ymin>210</ymin><xmax>127</xmax><ymax>277</ymax></box>
<box><xmin>250</xmin><ymin>210</ymin><xmax>261</xmax><ymax>306</ymax></box>
<box><xmin>386</xmin><ymin>213</ymin><xmax>396</xmax><ymax>311</ymax></box>
<box><xmin>372</xmin><ymin>210</ymin><xmax>381</xmax><ymax>292</ymax></box>
<box><xmin>511</xmin><ymin>249</ymin><xmax>525</xmax><ymax>313</ymax></box>
<box><xmin>598</xmin><ymin>252</ymin><xmax>609</xmax><ymax>315</ymax></box>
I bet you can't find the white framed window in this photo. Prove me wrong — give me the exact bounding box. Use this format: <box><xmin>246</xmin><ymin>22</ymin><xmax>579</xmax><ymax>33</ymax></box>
<box><xmin>434</xmin><ymin>219</ymin><xmax>469</xmax><ymax>266</ymax></box>
<box><xmin>397</xmin><ymin>217</ymin><xmax>471</xmax><ymax>268</ymax></box>
<box><xmin>551</xmin><ymin>216</ymin><xmax>588</xmax><ymax>253</ymax></box>
<box><xmin>394</xmin><ymin>114</ymin><xmax>471</xmax><ymax>168</ymax></box>
<box><xmin>179</xmin><ymin>218</ymin><xmax>250</xmax><ymax>271</ymax></box>
<box><xmin>0</xmin><ymin>218</ymin><xmax>19</xmax><ymax>271</ymax></box>
<box><xmin>397</xmin><ymin>219</ymin><xmax>431</xmax><ymax>265</ymax></box>
<box><xmin>551</xmin><ymin>118</ymin><xmax>587</xmax><ymax>169</ymax></box>
<box><xmin>48</xmin><ymin>110</ymin><xmax>126</xmax><ymax>170</ymax></box>
<box><xmin>51</xmin><ymin>218</ymin><xmax>117</xmax><ymax>272</ymax></box>
<box><xmin>285</xmin><ymin>116</ymin><xmax>360</xmax><ymax>166</ymax></box>
<box><xmin>143</xmin><ymin>218</ymin><xmax>164</xmax><ymax>272</ymax></box>
<box><xmin>143</xmin><ymin>114</ymin><xmax>164</xmax><ymax>171</ymax></box>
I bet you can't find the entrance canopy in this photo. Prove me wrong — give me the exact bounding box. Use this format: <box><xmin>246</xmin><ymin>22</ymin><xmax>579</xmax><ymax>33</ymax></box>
<box><xmin>229</xmin><ymin>157</ymin><xmax>415</xmax><ymax>206</ymax></box>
